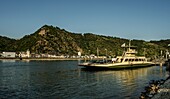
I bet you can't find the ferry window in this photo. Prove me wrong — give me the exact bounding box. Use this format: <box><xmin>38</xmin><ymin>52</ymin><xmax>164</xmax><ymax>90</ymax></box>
<box><xmin>129</xmin><ymin>59</ymin><xmax>132</xmax><ymax>61</ymax></box>
<box><xmin>135</xmin><ymin>59</ymin><xmax>138</xmax><ymax>61</ymax></box>
<box><xmin>139</xmin><ymin>59</ymin><xmax>141</xmax><ymax>61</ymax></box>
<box><xmin>116</xmin><ymin>58</ymin><xmax>119</xmax><ymax>61</ymax></box>
<box><xmin>125</xmin><ymin>59</ymin><xmax>128</xmax><ymax>62</ymax></box>
<box><xmin>121</xmin><ymin>59</ymin><xmax>123</xmax><ymax>62</ymax></box>
<box><xmin>132</xmin><ymin>59</ymin><xmax>134</xmax><ymax>62</ymax></box>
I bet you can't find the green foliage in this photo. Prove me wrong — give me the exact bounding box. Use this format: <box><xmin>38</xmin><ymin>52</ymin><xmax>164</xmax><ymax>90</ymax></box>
<box><xmin>0</xmin><ymin>36</ymin><xmax>16</xmax><ymax>52</ymax></box>
<box><xmin>0</xmin><ymin>25</ymin><xmax>170</xmax><ymax>57</ymax></box>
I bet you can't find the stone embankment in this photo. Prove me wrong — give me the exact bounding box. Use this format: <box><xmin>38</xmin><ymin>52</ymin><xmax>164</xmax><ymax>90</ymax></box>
<box><xmin>139</xmin><ymin>76</ymin><xmax>170</xmax><ymax>99</ymax></box>
<box><xmin>152</xmin><ymin>77</ymin><xmax>170</xmax><ymax>99</ymax></box>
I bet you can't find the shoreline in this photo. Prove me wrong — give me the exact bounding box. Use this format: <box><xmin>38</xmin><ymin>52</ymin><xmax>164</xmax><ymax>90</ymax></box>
<box><xmin>152</xmin><ymin>76</ymin><xmax>170</xmax><ymax>99</ymax></box>
<box><xmin>139</xmin><ymin>64</ymin><xmax>170</xmax><ymax>99</ymax></box>
<box><xmin>0</xmin><ymin>57</ymin><xmax>113</xmax><ymax>61</ymax></box>
<box><xmin>139</xmin><ymin>75</ymin><xmax>170</xmax><ymax>99</ymax></box>
<box><xmin>0</xmin><ymin>58</ymin><xmax>82</xmax><ymax>61</ymax></box>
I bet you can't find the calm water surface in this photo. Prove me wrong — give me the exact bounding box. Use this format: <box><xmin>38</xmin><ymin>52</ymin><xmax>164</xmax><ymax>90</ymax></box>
<box><xmin>0</xmin><ymin>60</ymin><xmax>169</xmax><ymax>99</ymax></box>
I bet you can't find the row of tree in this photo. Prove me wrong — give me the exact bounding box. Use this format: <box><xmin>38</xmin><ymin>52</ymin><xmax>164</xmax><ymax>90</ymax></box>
<box><xmin>0</xmin><ymin>25</ymin><xmax>170</xmax><ymax>58</ymax></box>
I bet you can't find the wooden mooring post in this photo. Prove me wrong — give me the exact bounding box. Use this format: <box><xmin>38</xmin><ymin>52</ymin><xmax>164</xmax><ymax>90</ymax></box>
<box><xmin>165</xmin><ymin>59</ymin><xmax>170</xmax><ymax>71</ymax></box>
<box><xmin>152</xmin><ymin>58</ymin><xmax>165</xmax><ymax>66</ymax></box>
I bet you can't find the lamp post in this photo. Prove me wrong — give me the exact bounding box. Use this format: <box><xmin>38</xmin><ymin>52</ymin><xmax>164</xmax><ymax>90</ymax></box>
<box><xmin>105</xmin><ymin>49</ymin><xmax>107</xmax><ymax>63</ymax></box>
<box><xmin>109</xmin><ymin>51</ymin><xmax>112</xmax><ymax>58</ymax></box>
<box><xmin>97</xmin><ymin>48</ymin><xmax>99</xmax><ymax>58</ymax></box>
<box><xmin>167</xmin><ymin>44</ymin><xmax>170</xmax><ymax>59</ymax></box>
<box><xmin>144</xmin><ymin>48</ymin><xmax>146</xmax><ymax>57</ymax></box>
<box><xmin>166</xmin><ymin>50</ymin><xmax>169</xmax><ymax>60</ymax></box>
<box><xmin>105</xmin><ymin>49</ymin><xmax>107</xmax><ymax>57</ymax></box>
<box><xmin>88</xmin><ymin>50</ymin><xmax>91</xmax><ymax>58</ymax></box>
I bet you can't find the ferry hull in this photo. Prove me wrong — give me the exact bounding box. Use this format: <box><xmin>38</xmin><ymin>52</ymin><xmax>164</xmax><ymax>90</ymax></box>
<box><xmin>79</xmin><ymin>62</ymin><xmax>154</xmax><ymax>69</ymax></box>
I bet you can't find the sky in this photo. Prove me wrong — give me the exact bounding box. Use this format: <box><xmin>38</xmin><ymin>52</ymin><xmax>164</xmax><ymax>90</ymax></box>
<box><xmin>0</xmin><ymin>0</ymin><xmax>170</xmax><ymax>41</ymax></box>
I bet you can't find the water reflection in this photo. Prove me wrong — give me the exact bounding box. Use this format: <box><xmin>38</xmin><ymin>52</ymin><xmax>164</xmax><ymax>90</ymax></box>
<box><xmin>79</xmin><ymin>66</ymin><xmax>168</xmax><ymax>98</ymax></box>
<box><xmin>0</xmin><ymin>60</ymin><xmax>16</xmax><ymax>63</ymax></box>
<box><xmin>0</xmin><ymin>60</ymin><xmax>168</xmax><ymax>99</ymax></box>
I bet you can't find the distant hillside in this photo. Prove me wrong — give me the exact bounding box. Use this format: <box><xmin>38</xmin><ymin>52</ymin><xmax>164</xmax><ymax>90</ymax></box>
<box><xmin>0</xmin><ymin>25</ymin><xmax>170</xmax><ymax>58</ymax></box>
<box><xmin>0</xmin><ymin>36</ymin><xmax>16</xmax><ymax>51</ymax></box>
<box><xmin>14</xmin><ymin>25</ymin><xmax>82</xmax><ymax>55</ymax></box>
<box><xmin>150</xmin><ymin>39</ymin><xmax>170</xmax><ymax>48</ymax></box>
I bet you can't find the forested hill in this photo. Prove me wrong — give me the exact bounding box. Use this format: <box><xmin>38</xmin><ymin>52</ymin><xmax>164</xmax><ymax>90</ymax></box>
<box><xmin>0</xmin><ymin>36</ymin><xmax>16</xmax><ymax>51</ymax></box>
<box><xmin>0</xmin><ymin>25</ymin><xmax>170</xmax><ymax>58</ymax></box>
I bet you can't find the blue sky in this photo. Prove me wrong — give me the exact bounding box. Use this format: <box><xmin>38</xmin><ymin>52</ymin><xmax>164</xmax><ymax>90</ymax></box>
<box><xmin>0</xmin><ymin>0</ymin><xmax>170</xmax><ymax>40</ymax></box>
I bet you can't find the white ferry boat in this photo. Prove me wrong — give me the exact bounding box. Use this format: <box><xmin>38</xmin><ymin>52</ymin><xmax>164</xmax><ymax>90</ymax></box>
<box><xmin>79</xmin><ymin>42</ymin><xmax>154</xmax><ymax>69</ymax></box>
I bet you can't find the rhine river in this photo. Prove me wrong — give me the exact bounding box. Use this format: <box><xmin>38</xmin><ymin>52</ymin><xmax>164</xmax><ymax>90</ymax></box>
<box><xmin>0</xmin><ymin>60</ymin><xmax>169</xmax><ymax>99</ymax></box>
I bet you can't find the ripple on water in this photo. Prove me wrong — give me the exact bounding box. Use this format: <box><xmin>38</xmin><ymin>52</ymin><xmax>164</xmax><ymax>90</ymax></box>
<box><xmin>0</xmin><ymin>61</ymin><xmax>168</xmax><ymax>99</ymax></box>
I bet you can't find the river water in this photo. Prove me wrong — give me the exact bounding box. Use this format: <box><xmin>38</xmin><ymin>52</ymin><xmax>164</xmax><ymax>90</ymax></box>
<box><xmin>0</xmin><ymin>60</ymin><xmax>169</xmax><ymax>99</ymax></box>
